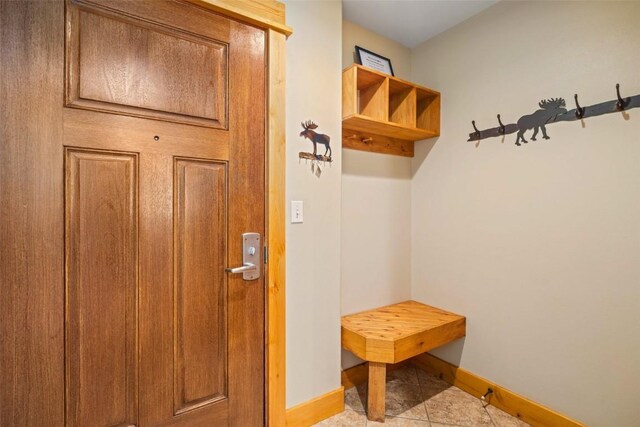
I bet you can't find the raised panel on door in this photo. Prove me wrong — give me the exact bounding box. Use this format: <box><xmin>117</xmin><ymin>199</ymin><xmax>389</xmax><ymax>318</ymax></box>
<box><xmin>65</xmin><ymin>148</ymin><xmax>139</xmax><ymax>427</ymax></box>
<box><xmin>174</xmin><ymin>158</ymin><xmax>228</xmax><ymax>416</ymax></box>
<box><xmin>66</xmin><ymin>0</ymin><xmax>228</xmax><ymax>128</ymax></box>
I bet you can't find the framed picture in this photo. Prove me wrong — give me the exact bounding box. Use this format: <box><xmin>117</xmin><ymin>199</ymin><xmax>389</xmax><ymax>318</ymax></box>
<box><xmin>355</xmin><ymin>46</ymin><xmax>394</xmax><ymax>76</ymax></box>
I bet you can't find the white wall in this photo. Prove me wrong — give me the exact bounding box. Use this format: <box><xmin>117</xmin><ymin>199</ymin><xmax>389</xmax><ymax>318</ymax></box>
<box><xmin>284</xmin><ymin>0</ymin><xmax>343</xmax><ymax>409</ymax></box>
<box><xmin>410</xmin><ymin>2</ymin><xmax>640</xmax><ymax>426</ymax></box>
<box><xmin>341</xmin><ymin>21</ymin><xmax>413</xmax><ymax>369</ymax></box>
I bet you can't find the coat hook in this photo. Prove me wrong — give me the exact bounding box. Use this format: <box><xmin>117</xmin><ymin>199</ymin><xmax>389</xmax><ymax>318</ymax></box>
<box><xmin>472</xmin><ymin>120</ymin><xmax>480</xmax><ymax>138</ymax></box>
<box><xmin>616</xmin><ymin>83</ymin><xmax>626</xmax><ymax>111</ymax></box>
<box><xmin>497</xmin><ymin>114</ymin><xmax>506</xmax><ymax>135</ymax></box>
<box><xmin>574</xmin><ymin>94</ymin><xmax>585</xmax><ymax>119</ymax></box>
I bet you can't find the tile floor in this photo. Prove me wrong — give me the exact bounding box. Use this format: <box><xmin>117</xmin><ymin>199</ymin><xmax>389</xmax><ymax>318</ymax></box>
<box><xmin>314</xmin><ymin>364</ymin><xmax>530</xmax><ymax>427</ymax></box>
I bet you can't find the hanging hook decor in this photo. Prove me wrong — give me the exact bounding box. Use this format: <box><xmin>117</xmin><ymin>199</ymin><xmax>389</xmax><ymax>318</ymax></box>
<box><xmin>616</xmin><ymin>83</ymin><xmax>627</xmax><ymax>111</ymax></box>
<box><xmin>467</xmin><ymin>82</ymin><xmax>640</xmax><ymax>146</ymax></box>
<box><xmin>497</xmin><ymin>114</ymin><xmax>506</xmax><ymax>135</ymax></box>
<box><xmin>471</xmin><ymin>120</ymin><xmax>481</xmax><ymax>139</ymax></box>
<box><xmin>574</xmin><ymin>94</ymin><xmax>585</xmax><ymax>119</ymax></box>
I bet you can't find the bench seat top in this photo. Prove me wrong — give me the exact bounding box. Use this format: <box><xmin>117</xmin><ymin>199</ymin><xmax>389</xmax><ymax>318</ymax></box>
<box><xmin>341</xmin><ymin>300</ymin><xmax>466</xmax><ymax>364</ymax></box>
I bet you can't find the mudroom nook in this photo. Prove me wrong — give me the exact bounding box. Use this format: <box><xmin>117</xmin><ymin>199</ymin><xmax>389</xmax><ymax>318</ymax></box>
<box><xmin>2</xmin><ymin>1</ymin><xmax>638</xmax><ymax>427</ymax></box>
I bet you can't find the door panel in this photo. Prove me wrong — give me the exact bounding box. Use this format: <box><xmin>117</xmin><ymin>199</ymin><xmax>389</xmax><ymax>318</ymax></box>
<box><xmin>174</xmin><ymin>159</ymin><xmax>227</xmax><ymax>414</ymax></box>
<box><xmin>65</xmin><ymin>149</ymin><xmax>139</xmax><ymax>427</ymax></box>
<box><xmin>1</xmin><ymin>1</ymin><xmax>266</xmax><ymax>426</ymax></box>
<box><xmin>66</xmin><ymin>0</ymin><xmax>229</xmax><ymax>128</ymax></box>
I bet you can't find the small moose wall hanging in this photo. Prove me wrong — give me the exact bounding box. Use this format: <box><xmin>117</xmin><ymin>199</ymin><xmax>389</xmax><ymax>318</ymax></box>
<box><xmin>299</xmin><ymin>120</ymin><xmax>332</xmax><ymax>177</ymax></box>
<box><xmin>468</xmin><ymin>84</ymin><xmax>640</xmax><ymax>146</ymax></box>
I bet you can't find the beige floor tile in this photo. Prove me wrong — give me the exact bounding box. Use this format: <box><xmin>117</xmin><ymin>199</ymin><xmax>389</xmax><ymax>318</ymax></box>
<box><xmin>387</xmin><ymin>365</ymin><xmax>420</xmax><ymax>385</ymax></box>
<box><xmin>485</xmin><ymin>404</ymin><xmax>531</xmax><ymax>427</ymax></box>
<box><xmin>367</xmin><ymin>416</ymin><xmax>430</xmax><ymax>426</ymax></box>
<box><xmin>424</xmin><ymin>387</ymin><xmax>493</xmax><ymax>426</ymax></box>
<box><xmin>414</xmin><ymin>366</ymin><xmax>451</xmax><ymax>392</ymax></box>
<box><xmin>345</xmin><ymin>385</ymin><xmax>367</xmax><ymax>413</ymax></box>
<box><xmin>385</xmin><ymin>398</ymin><xmax>429</xmax><ymax>420</ymax></box>
<box><xmin>313</xmin><ymin>408</ymin><xmax>367</xmax><ymax>427</ymax></box>
<box><xmin>386</xmin><ymin>380</ymin><xmax>424</xmax><ymax>403</ymax></box>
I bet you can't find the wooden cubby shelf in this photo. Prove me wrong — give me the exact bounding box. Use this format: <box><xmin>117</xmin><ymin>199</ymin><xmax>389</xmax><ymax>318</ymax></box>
<box><xmin>342</xmin><ymin>64</ymin><xmax>440</xmax><ymax>157</ymax></box>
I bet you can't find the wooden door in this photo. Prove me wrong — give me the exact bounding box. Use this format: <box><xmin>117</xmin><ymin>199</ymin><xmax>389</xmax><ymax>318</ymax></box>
<box><xmin>1</xmin><ymin>1</ymin><xmax>266</xmax><ymax>426</ymax></box>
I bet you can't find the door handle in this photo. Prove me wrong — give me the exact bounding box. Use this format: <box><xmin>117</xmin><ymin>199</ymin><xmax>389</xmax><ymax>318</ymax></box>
<box><xmin>225</xmin><ymin>263</ymin><xmax>256</xmax><ymax>274</ymax></box>
<box><xmin>225</xmin><ymin>232</ymin><xmax>261</xmax><ymax>280</ymax></box>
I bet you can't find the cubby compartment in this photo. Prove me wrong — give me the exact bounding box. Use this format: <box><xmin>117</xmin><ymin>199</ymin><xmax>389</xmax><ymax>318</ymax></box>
<box><xmin>342</xmin><ymin>65</ymin><xmax>440</xmax><ymax>157</ymax></box>
<box><xmin>388</xmin><ymin>80</ymin><xmax>416</xmax><ymax>127</ymax></box>
<box><xmin>343</xmin><ymin>66</ymin><xmax>388</xmax><ymax>121</ymax></box>
<box><xmin>416</xmin><ymin>88</ymin><xmax>440</xmax><ymax>134</ymax></box>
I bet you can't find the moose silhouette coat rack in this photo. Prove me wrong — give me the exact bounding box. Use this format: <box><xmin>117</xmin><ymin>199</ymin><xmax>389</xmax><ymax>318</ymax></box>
<box><xmin>468</xmin><ymin>84</ymin><xmax>640</xmax><ymax>146</ymax></box>
<box><xmin>298</xmin><ymin>120</ymin><xmax>332</xmax><ymax>177</ymax></box>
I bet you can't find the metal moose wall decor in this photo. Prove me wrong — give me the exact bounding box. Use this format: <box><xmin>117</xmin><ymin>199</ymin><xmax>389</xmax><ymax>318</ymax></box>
<box><xmin>469</xmin><ymin>84</ymin><xmax>640</xmax><ymax>146</ymax></box>
<box><xmin>299</xmin><ymin>120</ymin><xmax>332</xmax><ymax>177</ymax></box>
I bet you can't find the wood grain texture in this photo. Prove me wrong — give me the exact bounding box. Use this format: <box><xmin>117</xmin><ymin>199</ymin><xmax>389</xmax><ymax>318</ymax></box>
<box><xmin>0</xmin><ymin>1</ymin><xmax>65</xmax><ymax>425</ymax></box>
<box><xmin>267</xmin><ymin>29</ymin><xmax>287</xmax><ymax>427</ymax></box>
<box><xmin>285</xmin><ymin>387</ymin><xmax>345</xmax><ymax>427</ymax></box>
<box><xmin>341</xmin><ymin>301</ymin><xmax>466</xmax><ymax>363</ymax></box>
<box><xmin>343</xmin><ymin>114</ymin><xmax>438</xmax><ymax>142</ymax></box>
<box><xmin>67</xmin><ymin>0</ymin><xmax>228</xmax><ymax>128</ymax></box>
<box><xmin>342</xmin><ymin>66</ymin><xmax>358</xmax><ymax>118</ymax></box>
<box><xmin>65</xmin><ymin>148</ymin><xmax>139</xmax><ymax>427</ymax></box>
<box><xmin>389</xmin><ymin>82</ymin><xmax>416</xmax><ymax>127</ymax></box>
<box><xmin>417</xmin><ymin>88</ymin><xmax>440</xmax><ymax>134</ymax></box>
<box><xmin>174</xmin><ymin>159</ymin><xmax>227</xmax><ymax>414</ymax></box>
<box><xmin>412</xmin><ymin>353</ymin><xmax>587</xmax><ymax>427</ymax></box>
<box><xmin>227</xmin><ymin>19</ymin><xmax>266</xmax><ymax>427</ymax></box>
<box><xmin>192</xmin><ymin>0</ymin><xmax>292</xmax><ymax>36</ymax></box>
<box><xmin>367</xmin><ymin>363</ymin><xmax>386</xmax><ymax>422</ymax></box>
<box><xmin>342</xmin><ymin>131</ymin><xmax>414</xmax><ymax>157</ymax></box>
<box><xmin>341</xmin><ymin>64</ymin><xmax>440</xmax><ymax>157</ymax></box>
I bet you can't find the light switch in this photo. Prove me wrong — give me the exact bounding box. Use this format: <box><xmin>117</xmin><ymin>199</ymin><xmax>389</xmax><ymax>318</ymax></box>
<box><xmin>291</xmin><ymin>200</ymin><xmax>303</xmax><ymax>223</ymax></box>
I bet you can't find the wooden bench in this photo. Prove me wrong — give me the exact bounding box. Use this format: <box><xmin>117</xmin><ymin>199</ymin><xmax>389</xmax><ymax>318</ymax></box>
<box><xmin>341</xmin><ymin>300</ymin><xmax>466</xmax><ymax>422</ymax></box>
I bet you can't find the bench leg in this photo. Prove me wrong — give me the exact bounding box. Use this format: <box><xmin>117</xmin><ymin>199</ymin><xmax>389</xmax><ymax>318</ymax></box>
<box><xmin>367</xmin><ymin>362</ymin><xmax>386</xmax><ymax>422</ymax></box>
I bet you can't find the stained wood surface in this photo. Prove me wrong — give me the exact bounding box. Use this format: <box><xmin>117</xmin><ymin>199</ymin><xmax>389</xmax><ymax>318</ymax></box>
<box><xmin>2</xmin><ymin>1</ymin><xmax>268</xmax><ymax>426</ymax></box>
<box><xmin>341</xmin><ymin>301</ymin><xmax>466</xmax><ymax>363</ymax></box>
<box><xmin>1</xmin><ymin>2</ymin><xmax>65</xmax><ymax>424</ymax></box>
<box><xmin>285</xmin><ymin>387</ymin><xmax>345</xmax><ymax>427</ymax></box>
<box><xmin>67</xmin><ymin>0</ymin><xmax>229</xmax><ymax>128</ymax></box>
<box><xmin>192</xmin><ymin>0</ymin><xmax>292</xmax><ymax>36</ymax></box>
<box><xmin>367</xmin><ymin>362</ymin><xmax>387</xmax><ymax>422</ymax></box>
<box><xmin>267</xmin><ymin>28</ymin><xmax>288</xmax><ymax>427</ymax></box>
<box><xmin>174</xmin><ymin>160</ymin><xmax>227</xmax><ymax>414</ymax></box>
<box><xmin>342</xmin><ymin>131</ymin><xmax>414</xmax><ymax>157</ymax></box>
<box><xmin>342</xmin><ymin>64</ymin><xmax>440</xmax><ymax>157</ymax></box>
<box><xmin>343</xmin><ymin>114</ymin><xmax>438</xmax><ymax>142</ymax></box>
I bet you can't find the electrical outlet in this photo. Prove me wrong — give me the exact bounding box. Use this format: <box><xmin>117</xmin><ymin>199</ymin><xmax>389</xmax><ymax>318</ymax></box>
<box><xmin>291</xmin><ymin>200</ymin><xmax>303</xmax><ymax>223</ymax></box>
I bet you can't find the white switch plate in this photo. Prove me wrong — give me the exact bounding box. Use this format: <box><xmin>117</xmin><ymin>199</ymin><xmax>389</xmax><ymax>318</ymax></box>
<box><xmin>291</xmin><ymin>201</ymin><xmax>303</xmax><ymax>223</ymax></box>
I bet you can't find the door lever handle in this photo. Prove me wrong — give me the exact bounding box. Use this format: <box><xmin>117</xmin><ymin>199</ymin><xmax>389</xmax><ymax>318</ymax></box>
<box><xmin>226</xmin><ymin>232</ymin><xmax>261</xmax><ymax>280</ymax></box>
<box><xmin>225</xmin><ymin>263</ymin><xmax>256</xmax><ymax>274</ymax></box>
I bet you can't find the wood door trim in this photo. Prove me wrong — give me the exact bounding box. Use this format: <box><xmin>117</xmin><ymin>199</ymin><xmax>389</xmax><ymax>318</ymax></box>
<box><xmin>266</xmin><ymin>28</ymin><xmax>287</xmax><ymax>427</ymax></box>
<box><xmin>188</xmin><ymin>0</ymin><xmax>293</xmax><ymax>37</ymax></box>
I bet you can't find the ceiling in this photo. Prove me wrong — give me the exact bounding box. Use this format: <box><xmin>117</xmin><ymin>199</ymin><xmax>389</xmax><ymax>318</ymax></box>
<box><xmin>342</xmin><ymin>0</ymin><xmax>498</xmax><ymax>48</ymax></box>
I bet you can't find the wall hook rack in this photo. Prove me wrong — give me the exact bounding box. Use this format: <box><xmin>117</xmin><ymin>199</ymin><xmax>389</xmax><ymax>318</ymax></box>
<box><xmin>574</xmin><ymin>94</ymin><xmax>585</xmax><ymax>119</ymax></box>
<box><xmin>467</xmin><ymin>82</ymin><xmax>640</xmax><ymax>146</ymax></box>
<box><xmin>497</xmin><ymin>114</ymin><xmax>506</xmax><ymax>135</ymax></box>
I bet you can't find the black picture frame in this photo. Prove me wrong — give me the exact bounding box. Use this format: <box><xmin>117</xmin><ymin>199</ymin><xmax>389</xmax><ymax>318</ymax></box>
<box><xmin>355</xmin><ymin>45</ymin><xmax>394</xmax><ymax>76</ymax></box>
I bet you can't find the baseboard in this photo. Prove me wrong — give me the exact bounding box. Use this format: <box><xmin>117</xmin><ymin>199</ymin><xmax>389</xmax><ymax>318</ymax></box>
<box><xmin>285</xmin><ymin>386</ymin><xmax>345</xmax><ymax>427</ymax></box>
<box><xmin>411</xmin><ymin>353</ymin><xmax>587</xmax><ymax>427</ymax></box>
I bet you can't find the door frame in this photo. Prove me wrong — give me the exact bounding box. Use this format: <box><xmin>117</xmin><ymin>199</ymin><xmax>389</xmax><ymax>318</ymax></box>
<box><xmin>186</xmin><ymin>2</ymin><xmax>291</xmax><ymax>425</ymax></box>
